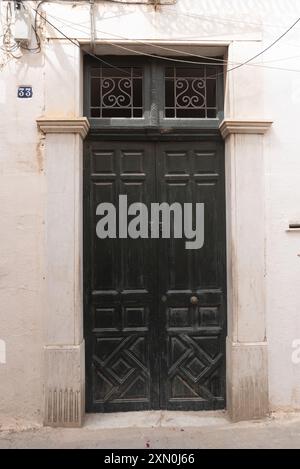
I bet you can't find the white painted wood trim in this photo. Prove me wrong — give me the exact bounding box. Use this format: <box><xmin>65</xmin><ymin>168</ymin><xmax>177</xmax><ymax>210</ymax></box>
<box><xmin>220</xmin><ymin>119</ymin><xmax>273</xmax><ymax>139</ymax></box>
<box><xmin>37</xmin><ymin>117</ymin><xmax>90</xmax><ymax>139</ymax></box>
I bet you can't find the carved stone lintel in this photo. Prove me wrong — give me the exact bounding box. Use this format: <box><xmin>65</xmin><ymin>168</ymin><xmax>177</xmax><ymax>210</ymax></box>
<box><xmin>220</xmin><ymin>119</ymin><xmax>273</xmax><ymax>139</ymax></box>
<box><xmin>37</xmin><ymin>117</ymin><xmax>90</xmax><ymax>139</ymax></box>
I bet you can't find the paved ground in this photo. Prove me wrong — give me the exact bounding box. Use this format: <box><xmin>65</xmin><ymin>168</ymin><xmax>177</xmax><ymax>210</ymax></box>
<box><xmin>1</xmin><ymin>411</ymin><xmax>300</xmax><ymax>449</ymax></box>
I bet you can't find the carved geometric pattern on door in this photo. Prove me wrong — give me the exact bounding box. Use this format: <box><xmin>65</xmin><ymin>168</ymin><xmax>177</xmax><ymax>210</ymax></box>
<box><xmin>93</xmin><ymin>335</ymin><xmax>150</xmax><ymax>403</ymax></box>
<box><xmin>168</xmin><ymin>335</ymin><xmax>223</xmax><ymax>402</ymax></box>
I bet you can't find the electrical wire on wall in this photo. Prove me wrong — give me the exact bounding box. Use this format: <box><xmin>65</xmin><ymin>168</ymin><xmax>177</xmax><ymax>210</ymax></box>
<box><xmin>28</xmin><ymin>5</ymin><xmax>299</xmax><ymax>75</ymax></box>
<box><xmin>0</xmin><ymin>0</ymin><xmax>172</xmax><ymax>72</ymax></box>
<box><xmin>0</xmin><ymin>1</ymin><xmax>22</xmax><ymax>64</ymax></box>
<box><xmin>1</xmin><ymin>1</ymin><xmax>300</xmax><ymax>75</ymax></box>
<box><xmin>0</xmin><ymin>0</ymin><xmax>42</xmax><ymax>70</ymax></box>
<box><xmin>37</xmin><ymin>7</ymin><xmax>300</xmax><ymax>75</ymax></box>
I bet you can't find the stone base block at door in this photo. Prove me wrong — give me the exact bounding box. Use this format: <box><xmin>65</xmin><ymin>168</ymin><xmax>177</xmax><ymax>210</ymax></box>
<box><xmin>226</xmin><ymin>338</ymin><xmax>269</xmax><ymax>422</ymax></box>
<box><xmin>44</xmin><ymin>342</ymin><xmax>85</xmax><ymax>427</ymax></box>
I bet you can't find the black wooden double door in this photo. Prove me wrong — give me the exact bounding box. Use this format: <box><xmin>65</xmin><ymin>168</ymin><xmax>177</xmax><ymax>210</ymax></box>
<box><xmin>84</xmin><ymin>137</ymin><xmax>226</xmax><ymax>412</ymax></box>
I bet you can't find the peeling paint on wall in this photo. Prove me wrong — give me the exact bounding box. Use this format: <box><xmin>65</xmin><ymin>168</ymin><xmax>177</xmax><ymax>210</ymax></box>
<box><xmin>0</xmin><ymin>339</ymin><xmax>6</xmax><ymax>364</ymax></box>
<box><xmin>0</xmin><ymin>79</ymin><xmax>6</xmax><ymax>104</ymax></box>
<box><xmin>292</xmin><ymin>340</ymin><xmax>300</xmax><ymax>365</ymax></box>
<box><xmin>36</xmin><ymin>133</ymin><xmax>45</xmax><ymax>173</ymax></box>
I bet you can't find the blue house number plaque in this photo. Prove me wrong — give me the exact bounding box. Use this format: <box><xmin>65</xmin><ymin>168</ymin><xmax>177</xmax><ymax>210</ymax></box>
<box><xmin>18</xmin><ymin>86</ymin><xmax>33</xmax><ymax>98</ymax></box>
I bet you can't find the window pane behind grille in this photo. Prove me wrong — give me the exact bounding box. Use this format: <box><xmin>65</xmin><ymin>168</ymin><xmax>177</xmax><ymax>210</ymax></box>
<box><xmin>90</xmin><ymin>67</ymin><xmax>143</xmax><ymax>118</ymax></box>
<box><xmin>165</xmin><ymin>65</ymin><xmax>219</xmax><ymax>119</ymax></box>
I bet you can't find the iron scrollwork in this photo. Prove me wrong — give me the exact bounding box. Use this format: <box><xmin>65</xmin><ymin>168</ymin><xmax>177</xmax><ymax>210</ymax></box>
<box><xmin>175</xmin><ymin>78</ymin><xmax>206</xmax><ymax>109</ymax></box>
<box><xmin>90</xmin><ymin>67</ymin><xmax>143</xmax><ymax>118</ymax></box>
<box><xmin>165</xmin><ymin>66</ymin><xmax>218</xmax><ymax>119</ymax></box>
<box><xmin>101</xmin><ymin>78</ymin><xmax>132</xmax><ymax>109</ymax></box>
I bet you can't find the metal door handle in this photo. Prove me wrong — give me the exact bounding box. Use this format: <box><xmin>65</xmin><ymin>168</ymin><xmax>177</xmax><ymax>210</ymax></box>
<box><xmin>190</xmin><ymin>296</ymin><xmax>199</xmax><ymax>305</ymax></box>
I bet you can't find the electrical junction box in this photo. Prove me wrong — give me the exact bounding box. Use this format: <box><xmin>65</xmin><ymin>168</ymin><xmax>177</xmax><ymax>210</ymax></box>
<box><xmin>14</xmin><ymin>7</ymin><xmax>32</xmax><ymax>43</ymax></box>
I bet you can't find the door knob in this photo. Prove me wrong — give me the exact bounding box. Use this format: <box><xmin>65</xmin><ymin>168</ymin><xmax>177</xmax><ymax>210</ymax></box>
<box><xmin>190</xmin><ymin>296</ymin><xmax>199</xmax><ymax>306</ymax></box>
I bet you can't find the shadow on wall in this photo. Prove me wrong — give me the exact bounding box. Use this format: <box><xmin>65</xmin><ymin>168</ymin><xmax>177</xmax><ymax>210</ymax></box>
<box><xmin>92</xmin><ymin>0</ymin><xmax>300</xmax><ymax>40</ymax></box>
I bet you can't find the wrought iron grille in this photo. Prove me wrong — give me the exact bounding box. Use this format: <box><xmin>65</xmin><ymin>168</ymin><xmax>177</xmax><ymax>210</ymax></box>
<box><xmin>165</xmin><ymin>65</ymin><xmax>219</xmax><ymax>118</ymax></box>
<box><xmin>90</xmin><ymin>67</ymin><xmax>143</xmax><ymax>118</ymax></box>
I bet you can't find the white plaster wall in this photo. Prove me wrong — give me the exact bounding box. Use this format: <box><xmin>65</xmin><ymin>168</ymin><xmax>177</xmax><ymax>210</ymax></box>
<box><xmin>0</xmin><ymin>52</ymin><xmax>45</xmax><ymax>426</ymax></box>
<box><xmin>1</xmin><ymin>0</ymin><xmax>300</xmax><ymax>424</ymax></box>
<box><xmin>262</xmin><ymin>13</ymin><xmax>300</xmax><ymax>409</ymax></box>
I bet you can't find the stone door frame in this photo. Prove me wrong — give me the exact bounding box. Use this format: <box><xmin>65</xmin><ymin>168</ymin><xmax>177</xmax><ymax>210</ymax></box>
<box><xmin>37</xmin><ymin>44</ymin><xmax>272</xmax><ymax>426</ymax></box>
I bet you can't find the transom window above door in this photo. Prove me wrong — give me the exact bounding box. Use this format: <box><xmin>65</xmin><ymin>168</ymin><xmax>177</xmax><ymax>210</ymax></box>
<box><xmin>85</xmin><ymin>57</ymin><xmax>224</xmax><ymax>129</ymax></box>
<box><xmin>165</xmin><ymin>66</ymin><xmax>218</xmax><ymax>119</ymax></box>
<box><xmin>90</xmin><ymin>67</ymin><xmax>143</xmax><ymax>118</ymax></box>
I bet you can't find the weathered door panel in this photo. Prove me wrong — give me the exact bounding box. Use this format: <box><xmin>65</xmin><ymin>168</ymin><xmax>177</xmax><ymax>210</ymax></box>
<box><xmin>85</xmin><ymin>141</ymin><xmax>159</xmax><ymax>412</ymax></box>
<box><xmin>156</xmin><ymin>141</ymin><xmax>226</xmax><ymax>410</ymax></box>
<box><xmin>84</xmin><ymin>138</ymin><xmax>226</xmax><ymax>412</ymax></box>
<box><xmin>157</xmin><ymin>142</ymin><xmax>226</xmax><ymax>410</ymax></box>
